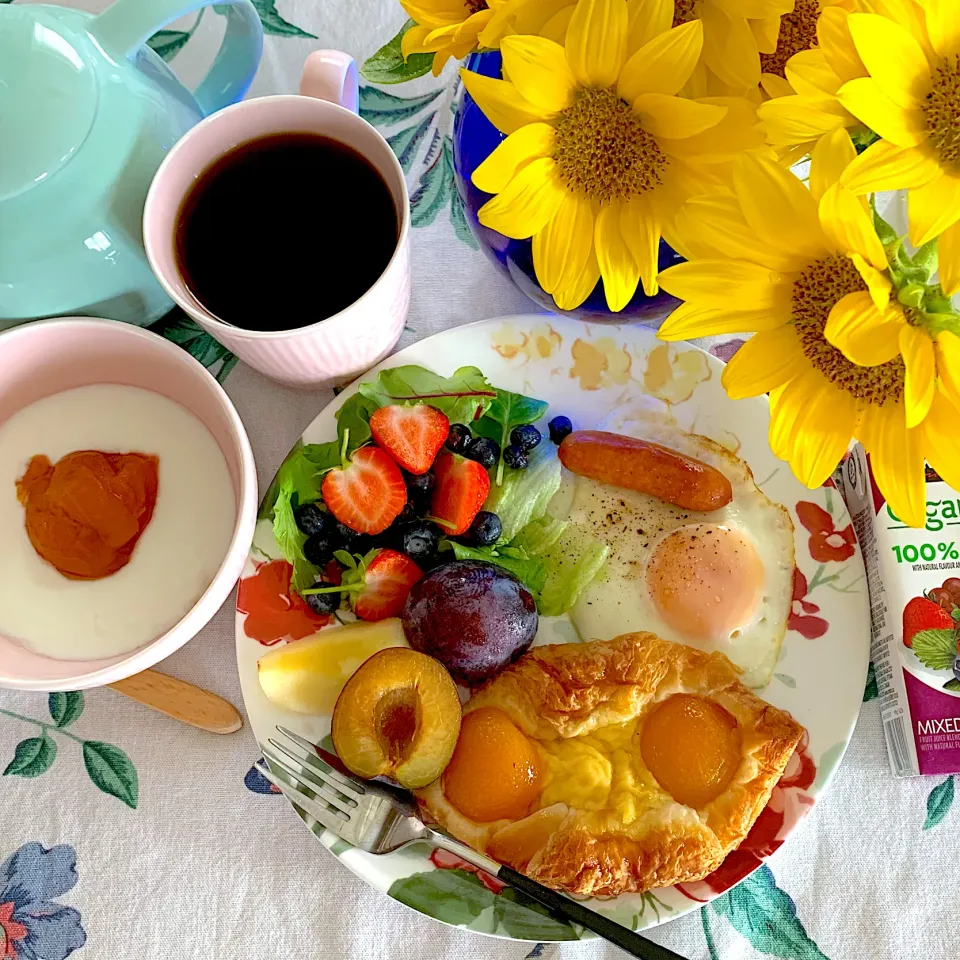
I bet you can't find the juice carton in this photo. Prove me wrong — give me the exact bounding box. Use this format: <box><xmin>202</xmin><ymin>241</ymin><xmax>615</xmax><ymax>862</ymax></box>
<box><xmin>837</xmin><ymin>444</ymin><xmax>960</xmax><ymax>777</ymax></box>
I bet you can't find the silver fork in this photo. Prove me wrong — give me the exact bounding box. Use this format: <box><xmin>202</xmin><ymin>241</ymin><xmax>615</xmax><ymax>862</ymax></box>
<box><xmin>257</xmin><ymin>726</ymin><xmax>687</xmax><ymax>960</ymax></box>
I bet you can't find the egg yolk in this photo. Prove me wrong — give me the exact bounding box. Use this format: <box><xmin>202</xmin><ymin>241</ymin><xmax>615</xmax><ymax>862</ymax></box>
<box><xmin>16</xmin><ymin>451</ymin><xmax>159</xmax><ymax>580</ymax></box>
<box><xmin>639</xmin><ymin>694</ymin><xmax>741</xmax><ymax>808</ymax></box>
<box><xmin>645</xmin><ymin>523</ymin><xmax>763</xmax><ymax>641</ymax></box>
<box><xmin>443</xmin><ymin>707</ymin><xmax>543</xmax><ymax>822</ymax></box>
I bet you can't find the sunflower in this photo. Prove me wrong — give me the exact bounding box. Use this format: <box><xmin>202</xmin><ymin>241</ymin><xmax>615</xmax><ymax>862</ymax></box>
<box><xmin>459</xmin><ymin>0</ymin><xmax>764</xmax><ymax>311</ymax></box>
<box><xmin>401</xmin><ymin>0</ymin><xmax>509</xmax><ymax>75</ymax></box>
<box><xmin>657</xmin><ymin>130</ymin><xmax>960</xmax><ymax>527</ymax></box>
<box><xmin>757</xmin><ymin>3</ymin><xmax>868</xmax><ymax>156</ymax></box>
<box><xmin>832</xmin><ymin>8</ymin><xmax>960</xmax><ymax>278</ymax></box>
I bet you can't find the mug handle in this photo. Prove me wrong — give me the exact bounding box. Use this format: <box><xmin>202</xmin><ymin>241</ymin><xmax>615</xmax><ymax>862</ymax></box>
<box><xmin>300</xmin><ymin>50</ymin><xmax>360</xmax><ymax>114</ymax></box>
<box><xmin>88</xmin><ymin>0</ymin><xmax>263</xmax><ymax>116</ymax></box>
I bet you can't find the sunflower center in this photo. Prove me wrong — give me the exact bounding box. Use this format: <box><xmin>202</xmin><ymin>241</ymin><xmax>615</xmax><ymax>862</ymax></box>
<box><xmin>672</xmin><ymin>0</ymin><xmax>699</xmax><ymax>27</ymax></box>
<box><xmin>922</xmin><ymin>55</ymin><xmax>960</xmax><ymax>168</ymax></box>
<box><xmin>792</xmin><ymin>255</ymin><xmax>905</xmax><ymax>404</ymax></box>
<box><xmin>463</xmin><ymin>0</ymin><xmax>488</xmax><ymax>12</ymax></box>
<box><xmin>553</xmin><ymin>86</ymin><xmax>667</xmax><ymax>204</ymax></box>
<box><xmin>760</xmin><ymin>0</ymin><xmax>820</xmax><ymax>79</ymax></box>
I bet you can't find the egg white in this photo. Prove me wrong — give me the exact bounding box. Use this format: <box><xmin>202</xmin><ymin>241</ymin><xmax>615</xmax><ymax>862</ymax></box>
<box><xmin>559</xmin><ymin>418</ymin><xmax>795</xmax><ymax>688</ymax></box>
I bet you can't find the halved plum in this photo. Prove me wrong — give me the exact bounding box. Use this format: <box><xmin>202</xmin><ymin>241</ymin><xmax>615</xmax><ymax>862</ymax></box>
<box><xmin>331</xmin><ymin>648</ymin><xmax>461</xmax><ymax>789</ymax></box>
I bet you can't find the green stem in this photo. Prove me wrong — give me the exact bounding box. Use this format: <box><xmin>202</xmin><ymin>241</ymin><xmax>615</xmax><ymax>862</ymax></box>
<box><xmin>340</xmin><ymin>429</ymin><xmax>350</xmax><ymax>471</ymax></box>
<box><xmin>701</xmin><ymin>909</ymin><xmax>720</xmax><ymax>960</ymax></box>
<box><xmin>0</xmin><ymin>707</ymin><xmax>84</xmax><ymax>744</ymax></box>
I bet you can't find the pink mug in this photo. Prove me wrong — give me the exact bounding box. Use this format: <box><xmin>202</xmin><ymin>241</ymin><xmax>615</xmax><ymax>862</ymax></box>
<box><xmin>144</xmin><ymin>52</ymin><xmax>410</xmax><ymax>389</ymax></box>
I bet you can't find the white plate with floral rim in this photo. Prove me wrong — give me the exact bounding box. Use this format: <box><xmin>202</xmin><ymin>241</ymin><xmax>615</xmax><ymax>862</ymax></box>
<box><xmin>235</xmin><ymin>314</ymin><xmax>870</xmax><ymax>942</ymax></box>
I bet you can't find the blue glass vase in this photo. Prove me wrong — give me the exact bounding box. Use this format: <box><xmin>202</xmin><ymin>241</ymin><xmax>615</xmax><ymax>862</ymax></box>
<box><xmin>452</xmin><ymin>51</ymin><xmax>682</xmax><ymax>322</ymax></box>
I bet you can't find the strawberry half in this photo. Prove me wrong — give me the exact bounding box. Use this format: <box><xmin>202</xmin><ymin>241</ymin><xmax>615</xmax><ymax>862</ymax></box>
<box><xmin>370</xmin><ymin>404</ymin><xmax>450</xmax><ymax>475</ymax></box>
<box><xmin>353</xmin><ymin>549</ymin><xmax>423</xmax><ymax>622</ymax></box>
<box><xmin>321</xmin><ymin>446</ymin><xmax>406</xmax><ymax>535</ymax></box>
<box><xmin>903</xmin><ymin>595</ymin><xmax>955</xmax><ymax>648</ymax></box>
<box><xmin>431</xmin><ymin>451</ymin><xmax>490</xmax><ymax>536</ymax></box>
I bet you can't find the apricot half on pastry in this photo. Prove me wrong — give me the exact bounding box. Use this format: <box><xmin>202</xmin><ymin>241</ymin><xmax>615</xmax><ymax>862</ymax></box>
<box><xmin>331</xmin><ymin>648</ymin><xmax>461</xmax><ymax>789</ymax></box>
<box><xmin>639</xmin><ymin>694</ymin><xmax>742</xmax><ymax>808</ymax></box>
<box><xmin>443</xmin><ymin>707</ymin><xmax>543</xmax><ymax>822</ymax></box>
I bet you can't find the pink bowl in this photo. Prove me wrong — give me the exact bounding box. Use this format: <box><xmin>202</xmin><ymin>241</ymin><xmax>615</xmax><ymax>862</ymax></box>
<box><xmin>0</xmin><ymin>318</ymin><xmax>257</xmax><ymax>691</ymax></box>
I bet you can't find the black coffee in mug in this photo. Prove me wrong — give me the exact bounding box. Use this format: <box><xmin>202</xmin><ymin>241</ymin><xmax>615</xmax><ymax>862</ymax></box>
<box><xmin>174</xmin><ymin>132</ymin><xmax>399</xmax><ymax>331</ymax></box>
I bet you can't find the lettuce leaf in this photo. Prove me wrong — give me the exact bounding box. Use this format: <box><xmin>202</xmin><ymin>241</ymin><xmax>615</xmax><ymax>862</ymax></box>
<box><xmin>512</xmin><ymin>514</ymin><xmax>568</xmax><ymax>556</ymax></box>
<box><xmin>483</xmin><ymin>444</ymin><xmax>562</xmax><ymax>543</ymax></box>
<box><xmin>535</xmin><ymin>523</ymin><xmax>609</xmax><ymax>617</ymax></box>
<box><xmin>473</xmin><ymin>388</ymin><xmax>549</xmax><ymax>484</ymax></box>
<box><xmin>446</xmin><ymin>542</ymin><xmax>547</xmax><ymax>596</ymax></box>
<box><xmin>259</xmin><ymin>440</ymin><xmax>340</xmax><ymax>520</ymax></box>
<box><xmin>335</xmin><ymin>393</ymin><xmax>379</xmax><ymax>452</ymax></box>
<box><xmin>273</xmin><ymin>478</ymin><xmax>321</xmax><ymax>593</ymax></box>
<box><xmin>358</xmin><ymin>365</ymin><xmax>497</xmax><ymax>424</ymax></box>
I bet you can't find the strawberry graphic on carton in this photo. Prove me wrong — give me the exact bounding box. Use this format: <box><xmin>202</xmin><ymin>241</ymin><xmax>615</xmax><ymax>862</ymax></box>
<box><xmin>904</xmin><ymin>579</ymin><xmax>960</xmax><ymax>690</ymax></box>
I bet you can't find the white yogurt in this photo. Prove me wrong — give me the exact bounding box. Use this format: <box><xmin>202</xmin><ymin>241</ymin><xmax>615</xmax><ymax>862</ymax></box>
<box><xmin>0</xmin><ymin>385</ymin><xmax>236</xmax><ymax>660</ymax></box>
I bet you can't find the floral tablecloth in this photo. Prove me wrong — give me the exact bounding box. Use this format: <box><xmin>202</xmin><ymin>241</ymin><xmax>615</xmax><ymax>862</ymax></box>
<box><xmin>0</xmin><ymin>2</ymin><xmax>955</xmax><ymax>958</ymax></box>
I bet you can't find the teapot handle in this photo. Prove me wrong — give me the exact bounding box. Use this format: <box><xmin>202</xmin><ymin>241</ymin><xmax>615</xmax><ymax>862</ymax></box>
<box><xmin>88</xmin><ymin>0</ymin><xmax>263</xmax><ymax>116</ymax></box>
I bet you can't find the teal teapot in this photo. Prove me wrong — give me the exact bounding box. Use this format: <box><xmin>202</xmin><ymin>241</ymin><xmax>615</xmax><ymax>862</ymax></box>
<box><xmin>0</xmin><ymin>0</ymin><xmax>263</xmax><ymax>327</ymax></box>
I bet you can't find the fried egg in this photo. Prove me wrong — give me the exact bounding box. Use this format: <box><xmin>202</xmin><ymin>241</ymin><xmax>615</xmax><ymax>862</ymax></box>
<box><xmin>556</xmin><ymin>417</ymin><xmax>794</xmax><ymax>688</ymax></box>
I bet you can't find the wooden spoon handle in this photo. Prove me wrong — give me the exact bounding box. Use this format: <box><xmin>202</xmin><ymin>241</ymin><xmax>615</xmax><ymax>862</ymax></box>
<box><xmin>108</xmin><ymin>669</ymin><xmax>243</xmax><ymax>734</ymax></box>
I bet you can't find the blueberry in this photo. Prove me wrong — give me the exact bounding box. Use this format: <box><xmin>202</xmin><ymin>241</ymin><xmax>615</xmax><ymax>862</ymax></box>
<box><xmin>304</xmin><ymin>589</ymin><xmax>341</xmax><ymax>616</ymax></box>
<box><xmin>953</xmin><ymin>655</ymin><xmax>960</xmax><ymax>682</ymax></box>
<box><xmin>510</xmin><ymin>424</ymin><xmax>542</xmax><ymax>452</ymax></box>
<box><xmin>294</xmin><ymin>503</ymin><xmax>331</xmax><ymax>537</ymax></box>
<box><xmin>548</xmin><ymin>416</ymin><xmax>573</xmax><ymax>445</ymax></box>
<box><xmin>400</xmin><ymin>521</ymin><xmax>441</xmax><ymax>565</ymax></box>
<box><xmin>395</xmin><ymin>501</ymin><xmax>418</xmax><ymax>525</ymax></box>
<box><xmin>446</xmin><ymin>423</ymin><xmax>472</xmax><ymax>454</ymax></box>
<box><xmin>335</xmin><ymin>521</ymin><xmax>369</xmax><ymax>554</ymax></box>
<box><xmin>466</xmin><ymin>437</ymin><xmax>499</xmax><ymax>469</ymax></box>
<box><xmin>303</xmin><ymin>533</ymin><xmax>337</xmax><ymax>566</ymax></box>
<box><xmin>469</xmin><ymin>511</ymin><xmax>502</xmax><ymax>546</ymax></box>
<box><xmin>405</xmin><ymin>470</ymin><xmax>435</xmax><ymax>502</ymax></box>
<box><xmin>503</xmin><ymin>445</ymin><xmax>529</xmax><ymax>470</ymax></box>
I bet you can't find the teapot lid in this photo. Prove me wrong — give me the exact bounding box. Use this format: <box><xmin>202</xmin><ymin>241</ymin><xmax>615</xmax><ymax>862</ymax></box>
<box><xmin>0</xmin><ymin>7</ymin><xmax>99</xmax><ymax>202</ymax></box>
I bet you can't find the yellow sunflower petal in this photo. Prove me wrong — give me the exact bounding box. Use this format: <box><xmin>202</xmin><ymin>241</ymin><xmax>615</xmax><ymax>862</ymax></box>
<box><xmin>656</xmin><ymin>299</ymin><xmax>790</xmax><ymax>339</ymax></box>
<box><xmin>477</xmin><ymin>157</ymin><xmax>567</xmax><ymax>239</ymax></box>
<box><xmin>768</xmin><ymin>370</ymin><xmax>859</xmax><ymax>489</ymax></box>
<box><xmin>761</xmin><ymin>74</ymin><xmax>795</xmax><ymax>99</ymax></box>
<box><xmin>858</xmin><ymin>401</ymin><xmax>926</xmax><ymax>528</ymax></box>
<box><xmin>936</xmin><ymin>331</ymin><xmax>960</xmax><ymax>410</ymax></box>
<box><xmin>757</xmin><ymin>96</ymin><xmax>850</xmax><ymax>147</ymax></box>
<box><xmin>824</xmin><ymin>290</ymin><xmax>903</xmax><ymax>365</ymax></box>
<box><xmin>867</xmin><ymin>0</ymin><xmax>936</xmax><ymax>60</ymax></box>
<box><xmin>566</xmin><ymin>0</ymin><xmax>628</xmax><ymax>88</ymax></box>
<box><xmin>657</xmin><ymin>258</ymin><xmax>789</xmax><ymax>310</ymax></box>
<box><xmin>721</xmin><ymin>326</ymin><xmax>810</xmax><ymax>399</ymax></box>
<box><xmin>671</xmin><ymin>195</ymin><xmax>806</xmax><ymax>271</ymax></box>
<box><xmin>712</xmin><ymin>0</ymin><xmax>792</xmax><ymax>17</ymax></box>
<box><xmin>840</xmin><ymin>140</ymin><xmax>942</xmax><ymax>194</ymax></box>
<box><xmin>734</xmin><ymin>154</ymin><xmax>828</xmax><ymax>262</ymax></box>
<box><xmin>632</xmin><ymin>94</ymin><xmax>726</xmax><ymax>139</ymax></box>
<box><xmin>851</xmin><ymin>253</ymin><xmax>894</xmax><ymax>311</ymax></box>
<box><xmin>659</xmin><ymin>96</ymin><xmax>765</xmax><ymax>157</ymax></box>
<box><xmin>938</xmin><ymin>220</ymin><xmax>960</xmax><ymax>296</ymax></box>
<box><xmin>919</xmin><ymin>0</ymin><xmax>960</xmax><ymax>59</ymax></box>
<box><xmin>621</xmin><ymin>197</ymin><xmax>661</xmax><ymax>296</ymax></box>
<box><xmin>459</xmin><ymin>70</ymin><xmax>553</xmax><ymax>134</ymax></box>
<box><xmin>540</xmin><ymin>6</ymin><xmax>575</xmax><ymax>43</ymax></box>
<box><xmin>553</xmin><ymin>247</ymin><xmax>600</xmax><ymax>310</ymax></box>
<box><xmin>909</xmin><ymin>173</ymin><xmax>960</xmax><ymax>247</ymax></box>
<box><xmin>847</xmin><ymin>12</ymin><xmax>929</xmax><ymax>108</ymax></box>
<box><xmin>818</xmin><ymin>183</ymin><xmax>887</xmax><ymax>269</ymax></box>
<box><xmin>594</xmin><ymin>203</ymin><xmax>640</xmax><ymax>311</ymax></box>
<box><xmin>750</xmin><ymin>14</ymin><xmax>781</xmax><ymax>54</ymax></box>
<box><xmin>900</xmin><ymin>323</ymin><xmax>937</xmax><ymax>427</ymax></box>
<box><xmin>810</xmin><ymin>127</ymin><xmax>857</xmax><ymax>203</ymax></box>
<box><xmin>818</xmin><ymin>7</ymin><xmax>867</xmax><ymax>85</ymax></box>
<box><xmin>626</xmin><ymin>0</ymin><xmax>673</xmax><ymax>51</ymax></box>
<box><xmin>472</xmin><ymin>123</ymin><xmax>556</xmax><ymax>196</ymax></box>
<box><xmin>500</xmin><ymin>36</ymin><xmax>576</xmax><ymax>114</ymax></box>
<box><xmin>925</xmin><ymin>388</ymin><xmax>960</xmax><ymax>491</ymax></box>
<box><xmin>532</xmin><ymin>191</ymin><xmax>594</xmax><ymax>294</ymax></box>
<box><xmin>699</xmin><ymin>3</ymin><xmax>760</xmax><ymax>91</ymax></box>
<box><xmin>400</xmin><ymin>0</ymin><xmax>470</xmax><ymax>26</ymax></box>
<box><xmin>401</xmin><ymin>24</ymin><xmax>434</xmax><ymax>57</ymax></box>
<box><xmin>786</xmin><ymin>50</ymin><xmax>842</xmax><ymax>100</ymax></box>
<box><xmin>618</xmin><ymin>20</ymin><xmax>703</xmax><ymax>101</ymax></box>
<box><xmin>836</xmin><ymin>77</ymin><xmax>927</xmax><ymax>147</ymax></box>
